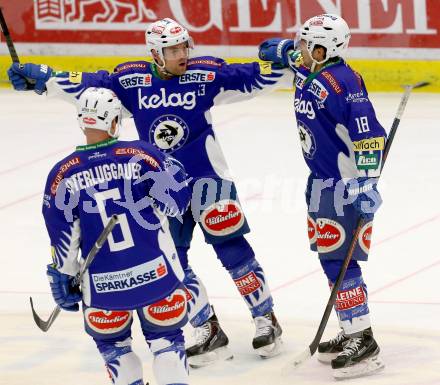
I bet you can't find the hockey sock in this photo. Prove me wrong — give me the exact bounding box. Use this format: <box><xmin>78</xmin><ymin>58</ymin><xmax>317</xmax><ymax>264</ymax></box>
<box><xmin>228</xmin><ymin>257</ymin><xmax>274</xmax><ymax>317</ymax></box>
<box><xmin>321</xmin><ymin>259</ymin><xmax>371</xmax><ymax>335</ymax></box>
<box><xmin>148</xmin><ymin>334</ymin><xmax>189</xmax><ymax>385</ymax></box>
<box><xmin>183</xmin><ymin>266</ymin><xmax>214</xmax><ymax>327</ymax></box>
<box><xmin>97</xmin><ymin>337</ymin><xmax>143</xmax><ymax>385</ymax></box>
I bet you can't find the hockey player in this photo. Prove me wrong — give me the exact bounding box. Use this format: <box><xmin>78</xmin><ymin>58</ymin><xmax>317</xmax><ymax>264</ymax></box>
<box><xmin>258</xmin><ymin>14</ymin><xmax>385</xmax><ymax>379</ymax></box>
<box><xmin>43</xmin><ymin>87</ymin><xmax>192</xmax><ymax>385</ymax></box>
<box><xmin>8</xmin><ymin>18</ymin><xmax>289</xmax><ymax>366</ymax></box>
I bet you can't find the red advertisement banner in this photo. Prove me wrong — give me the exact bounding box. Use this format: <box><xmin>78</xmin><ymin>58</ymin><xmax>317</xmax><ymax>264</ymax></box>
<box><xmin>0</xmin><ymin>0</ymin><xmax>439</xmax><ymax>48</ymax></box>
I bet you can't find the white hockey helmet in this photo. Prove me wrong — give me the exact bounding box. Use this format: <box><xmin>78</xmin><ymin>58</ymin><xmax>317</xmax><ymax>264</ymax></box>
<box><xmin>145</xmin><ymin>18</ymin><xmax>193</xmax><ymax>67</ymax></box>
<box><xmin>299</xmin><ymin>14</ymin><xmax>351</xmax><ymax>63</ymax></box>
<box><xmin>77</xmin><ymin>87</ymin><xmax>122</xmax><ymax>138</ymax></box>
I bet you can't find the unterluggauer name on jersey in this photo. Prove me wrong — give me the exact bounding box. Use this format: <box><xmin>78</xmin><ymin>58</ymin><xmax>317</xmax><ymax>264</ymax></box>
<box><xmin>65</xmin><ymin>163</ymin><xmax>142</xmax><ymax>193</ymax></box>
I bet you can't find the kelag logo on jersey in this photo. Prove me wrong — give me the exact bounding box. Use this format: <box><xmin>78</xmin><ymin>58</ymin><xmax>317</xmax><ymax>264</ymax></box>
<box><xmin>150</xmin><ymin>115</ymin><xmax>189</xmax><ymax>153</ymax></box>
<box><xmin>138</xmin><ymin>88</ymin><xmax>196</xmax><ymax>110</ymax></box>
<box><xmin>179</xmin><ymin>70</ymin><xmax>215</xmax><ymax>84</ymax></box>
<box><xmin>119</xmin><ymin>73</ymin><xmax>152</xmax><ymax>89</ymax></box>
<box><xmin>294</xmin><ymin>97</ymin><xmax>316</xmax><ymax>119</ymax></box>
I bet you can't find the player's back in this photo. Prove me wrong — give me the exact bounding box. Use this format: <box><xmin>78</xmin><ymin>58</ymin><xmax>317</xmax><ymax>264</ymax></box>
<box><xmin>43</xmin><ymin>138</ymin><xmax>184</xmax><ymax>310</ymax></box>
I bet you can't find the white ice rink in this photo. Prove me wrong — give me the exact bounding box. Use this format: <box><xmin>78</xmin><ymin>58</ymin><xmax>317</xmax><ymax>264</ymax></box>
<box><xmin>1</xmin><ymin>89</ymin><xmax>439</xmax><ymax>385</ymax></box>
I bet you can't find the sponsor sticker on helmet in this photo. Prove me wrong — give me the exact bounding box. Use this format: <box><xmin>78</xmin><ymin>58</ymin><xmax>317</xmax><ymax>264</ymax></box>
<box><xmin>316</xmin><ymin>218</ymin><xmax>346</xmax><ymax>253</ymax></box>
<box><xmin>359</xmin><ymin>221</ymin><xmax>373</xmax><ymax>254</ymax></box>
<box><xmin>143</xmin><ymin>289</ymin><xmax>187</xmax><ymax>326</ymax></box>
<box><xmin>85</xmin><ymin>308</ymin><xmax>132</xmax><ymax>334</ymax></box>
<box><xmin>152</xmin><ymin>25</ymin><xmax>165</xmax><ymax>35</ymax></box>
<box><xmin>170</xmin><ymin>26</ymin><xmax>182</xmax><ymax>34</ymax></box>
<box><xmin>83</xmin><ymin>117</ymin><xmax>96</xmax><ymax>125</ymax></box>
<box><xmin>201</xmin><ymin>199</ymin><xmax>245</xmax><ymax>236</ymax></box>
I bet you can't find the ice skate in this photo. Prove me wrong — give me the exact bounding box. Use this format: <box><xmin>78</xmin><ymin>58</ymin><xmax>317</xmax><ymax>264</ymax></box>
<box><xmin>186</xmin><ymin>312</ymin><xmax>233</xmax><ymax>368</ymax></box>
<box><xmin>317</xmin><ymin>329</ymin><xmax>349</xmax><ymax>364</ymax></box>
<box><xmin>252</xmin><ymin>311</ymin><xmax>283</xmax><ymax>358</ymax></box>
<box><xmin>331</xmin><ymin>328</ymin><xmax>385</xmax><ymax>379</ymax></box>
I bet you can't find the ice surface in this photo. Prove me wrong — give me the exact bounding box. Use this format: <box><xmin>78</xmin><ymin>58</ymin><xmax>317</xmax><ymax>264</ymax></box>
<box><xmin>1</xmin><ymin>89</ymin><xmax>439</xmax><ymax>384</ymax></box>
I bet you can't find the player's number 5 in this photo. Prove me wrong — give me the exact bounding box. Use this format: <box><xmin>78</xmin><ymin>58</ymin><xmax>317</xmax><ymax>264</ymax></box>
<box><xmin>94</xmin><ymin>188</ymin><xmax>135</xmax><ymax>252</ymax></box>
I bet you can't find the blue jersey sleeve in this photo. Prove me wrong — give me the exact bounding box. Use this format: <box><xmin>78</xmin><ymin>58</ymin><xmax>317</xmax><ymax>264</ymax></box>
<box><xmin>46</xmin><ymin>61</ymin><xmax>150</xmax><ymax>114</ymax></box>
<box><xmin>42</xmin><ymin>159</ymin><xmax>81</xmax><ymax>276</ymax></box>
<box><xmin>188</xmin><ymin>57</ymin><xmax>291</xmax><ymax>105</ymax></box>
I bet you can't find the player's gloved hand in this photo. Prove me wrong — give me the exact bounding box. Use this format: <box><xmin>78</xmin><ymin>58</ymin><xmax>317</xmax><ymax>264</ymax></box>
<box><xmin>46</xmin><ymin>264</ymin><xmax>81</xmax><ymax>312</ymax></box>
<box><xmin>7</xmin><ymin>63</ymin><xmax>53</xmax><ymax>94</ymax></box>
<box><xmin>347</xmin><ymin>178</ymin><xmax>382</xmax><ymax>220</ymax></box>
<box><xmin>258</xmin><ymin>38</ymin><xmax>296</xmax><ymax>68</ymax></box>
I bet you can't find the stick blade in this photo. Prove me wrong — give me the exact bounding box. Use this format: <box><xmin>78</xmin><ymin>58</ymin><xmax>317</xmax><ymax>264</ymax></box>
<box><xmin>29</xmin><ymin>297</ymin><xmax>59</xmax><ymax>332</ymax></box>
<box><xmin>292</xmin><ymin>347</ymin><xmax>312</xmax><ymax>368</ymax></box>
<box><xmin>282</xmin><ymin>347</ymin><xmax>312</xmax><ymax>376</ymax></box>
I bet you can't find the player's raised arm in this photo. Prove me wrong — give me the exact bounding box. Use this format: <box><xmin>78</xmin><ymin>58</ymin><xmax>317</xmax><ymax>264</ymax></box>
<box><xmin>7</xmin><ymin>62</ymin><xmax>112</xmax><ymax>101</ymax></box>
<box><xmin>208</xmin><ymin>52</ymin><xmax>294</xmax><ymax>106</ymax></box>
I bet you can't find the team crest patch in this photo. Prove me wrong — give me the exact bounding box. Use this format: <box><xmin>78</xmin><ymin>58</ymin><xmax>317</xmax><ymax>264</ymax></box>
<box><xmin>359</xmin><ymin>221</ymin><xmax>373</xmax><ymax>254</ymax></box>
<box><xmin>201</xmin><ymin>199</ymin><xmax>245</xmax><ymax>236</ymax></box>
<box><xmin>297</xmin><ymin>121</ymin><xmax>317</xmax><ymax>159</ymax></box>
<box><xmin>307</xmin><ymin>215</ymin><xmax>317</xmax><ymax>245</ymax></box>
<box><xmin>149</xmin><ymin>115</ymin><xmax>189</xmax><ymax>153</ymax></box>
<box><xmin>85</xmin><ymin>308</ymin><xmax>132</xmax><ymax>334</ymax></box>
<box><xmin>316</xmin><ymin>218</ymin><xmax>346</xmax><ymax>253</ymax></box>
<box><xmin>143</xmin><ymin>289</ymin><xmax>187</xmax><ymax>326</ymax></box>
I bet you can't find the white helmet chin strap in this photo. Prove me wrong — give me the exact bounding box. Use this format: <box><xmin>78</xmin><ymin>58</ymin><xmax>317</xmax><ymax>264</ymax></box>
<box><xmin>307</xmin><ymin>43</ymin><xmax>329</xmax><ymax>72</ymax></box>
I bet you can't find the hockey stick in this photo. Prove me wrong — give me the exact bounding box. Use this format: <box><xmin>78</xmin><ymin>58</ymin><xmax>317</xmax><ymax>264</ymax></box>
<box><xmin>289</xmin><ymin>80</ymin><xmax>430</xmax><ymax>369</ymax></box>
<box><xmin>0</xmin><ymin>7</ymin><xmax>19</xmax><ymax>63</ymax></box>
<box><xmin>30</xmin><ymin>214</ymin><xmax>119</xmax><ymax>332</ymax></box>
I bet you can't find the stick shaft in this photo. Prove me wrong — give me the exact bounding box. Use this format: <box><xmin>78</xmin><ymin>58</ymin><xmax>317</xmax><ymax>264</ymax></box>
<box><xmin>30</xmin><ymin>215</ymin><xmax>119</xmax><ymax>332</ymax></box>
<box><xmin>0</xmin><ymin>8</ymin><xmax>19</xmax><ymax>63</ymax></box>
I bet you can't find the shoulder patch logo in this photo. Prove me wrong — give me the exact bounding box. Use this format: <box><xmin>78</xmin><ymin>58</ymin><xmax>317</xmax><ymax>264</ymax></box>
<box><xmin>321</xmin><ymin>71</ymin><xmax>342</xmax><ymax>94</ymax></box>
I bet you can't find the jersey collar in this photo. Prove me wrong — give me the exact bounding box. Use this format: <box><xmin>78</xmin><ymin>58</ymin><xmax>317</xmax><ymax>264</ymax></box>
<box><xmin>305</xmin><ymin>58</ymin><xmax>342</xmax><ymax>85</ymax></box>
<box><xmin>76</xmin><ymin>138</ymin><xmax>118</xmax><ymax>151</ymax></box>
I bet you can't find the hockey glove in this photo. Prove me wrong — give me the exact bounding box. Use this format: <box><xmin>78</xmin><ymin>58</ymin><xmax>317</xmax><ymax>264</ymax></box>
<box><xmin>347</xmin><ymin>178</ymin><xmax>382</xmax><ymax>220</ymax></box>
<box><xmin>7</xmin><ymin>63</ymin><xmax>53</xmax><ymax>94</ymax></box>
<box><xmin>258</xmin><ymin>38</ymin><xmax>296</xmax><ymax>68</ymax></box>
<box><xmin>46</xmin><ymin>264</ymin><xmax>82</xmax><ymax>312</ymax></box>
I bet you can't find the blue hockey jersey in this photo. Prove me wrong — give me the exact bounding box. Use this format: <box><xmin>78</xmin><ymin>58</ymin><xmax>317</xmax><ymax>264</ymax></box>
<box><xmin>42</xmin><ymin>138</ymin><xmax>190</xmax><ymax>310</ymax></box>
<box><xmin>47</xmin><ymin>57</ymin><xmax>291</xmax><ymax>180</ymax></box>
<box><xmin>291</xmin><ymin>59</ymin><xmax>386</xmax><ymax>180</ymax></box>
